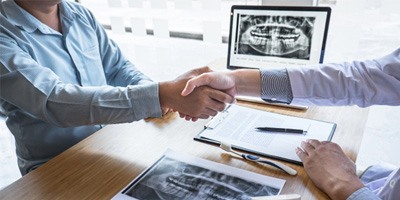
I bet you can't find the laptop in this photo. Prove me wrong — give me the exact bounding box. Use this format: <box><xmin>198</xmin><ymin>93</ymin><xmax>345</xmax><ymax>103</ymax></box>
<box><xmin>227</xmin><ymin>5</ymin><xmax>331</xmax><ymax>109</ymax></box>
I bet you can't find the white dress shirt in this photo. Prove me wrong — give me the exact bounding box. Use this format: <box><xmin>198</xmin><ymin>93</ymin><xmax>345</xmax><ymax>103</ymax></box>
<box><xmin>260</xmin><ymin>47</ymin><xmax>400</xmax><ymax>200</ymax></box>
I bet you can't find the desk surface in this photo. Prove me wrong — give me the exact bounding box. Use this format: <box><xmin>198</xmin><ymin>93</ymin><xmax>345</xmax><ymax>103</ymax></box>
<box><xmin>0</xmin><ymin>100</ymin><xmax>369</xmax><ymax>200</ymax></box>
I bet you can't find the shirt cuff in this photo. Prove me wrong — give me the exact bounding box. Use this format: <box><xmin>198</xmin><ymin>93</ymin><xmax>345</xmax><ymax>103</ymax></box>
<box><xmin>127</xmin><ymin>82</ymin><xmax>162</xmax><ymax>120</ymax></box>
<box><xmin>260</xmin><ymin>68</ymin><xmax>293</xmax><ymax>104</ymax></box>
<box><xmin>347</xmin><ymin>187</ymin><xmax>381</xmax><ymax>200</ymax></box>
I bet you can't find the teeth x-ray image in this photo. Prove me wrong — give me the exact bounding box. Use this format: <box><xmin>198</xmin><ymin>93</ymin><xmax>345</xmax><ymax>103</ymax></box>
<box><xmin>236</xmin><ymin>15</ymin><xmax>315</xmax><ymax>59</ymax></box>
<box><xmin>124</xmin><ymin>157</ymin><xmax>280</xmax><ymax>200</ymax></box>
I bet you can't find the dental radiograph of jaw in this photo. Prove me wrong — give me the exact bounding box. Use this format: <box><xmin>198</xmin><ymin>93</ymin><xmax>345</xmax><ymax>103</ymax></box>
<box><xmin>125</xmin><ymin>157</ymin><xmax>280</xmax><ymax>200</ymax></box>
<box><xmin>237</xmin><ymin>15</ymin><xmax>315</xmax><ymax>59</ymax></box>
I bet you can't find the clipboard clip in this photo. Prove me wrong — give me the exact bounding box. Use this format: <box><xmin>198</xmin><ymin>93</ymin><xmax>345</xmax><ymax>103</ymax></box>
<box><xmin>204</xmin><ymin>110</ymin><xmax>230</xmax><ymax>129</ymax></box>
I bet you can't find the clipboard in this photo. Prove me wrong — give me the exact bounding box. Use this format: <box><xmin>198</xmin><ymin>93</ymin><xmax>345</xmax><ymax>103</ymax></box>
<box><xmin>194</xmin><ymin>104</ymin><xmax>336</xmax><ymax>165</ymax></box>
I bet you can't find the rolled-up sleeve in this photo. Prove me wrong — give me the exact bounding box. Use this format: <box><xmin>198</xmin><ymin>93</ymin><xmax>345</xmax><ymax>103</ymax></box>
<box><xmin>347</xmin><ymin>187</ymin><xmax>381</xmax><ymax>200</ymax></box>
<box><xmin>260</xmin><ymin>68</ymin><xmax>293</xmax><ymax>104</ymax></box>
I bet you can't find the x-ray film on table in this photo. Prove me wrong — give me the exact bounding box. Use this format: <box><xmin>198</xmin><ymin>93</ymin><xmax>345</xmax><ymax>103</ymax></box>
<box><xmin>195</xmin><ymin>104</ymin><xmax>336</xmax><ymax>164</ymax></box>
<box><xmin>112</xmin><ymin>149</ymin><xmax>285</xmax><ymax>200</ymax></box>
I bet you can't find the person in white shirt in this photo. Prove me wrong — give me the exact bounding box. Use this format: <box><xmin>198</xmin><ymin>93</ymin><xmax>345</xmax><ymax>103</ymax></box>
<box><xmin>180</xmin><ymin>48</ymin><xmax>400</xmax><ymax>200</ymax></box>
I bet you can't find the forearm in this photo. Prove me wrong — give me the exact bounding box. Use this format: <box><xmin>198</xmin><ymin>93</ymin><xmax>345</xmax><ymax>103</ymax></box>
<box><xmin>230</xmin><ymin>69</ymin><xmax>261</xmax><ymax>96</ymax></box>
<box><xmin>288</xmin><ymin>48</ymin><xmax>400</xmax><ymax>107</ymax></box>
<box><xmin>327</xmin><ymin>178</ymin><xmax>365</xmax><ymax>200</ymax></box>
<box><xmin>0</xmin><ymin>68</ymin><xmax>161</xmax><ymax>127</ymax></box>
<box><xmin>46</xmin><ymin>83</ymin><xmax>162</xmax><ymax>127</ymax></box>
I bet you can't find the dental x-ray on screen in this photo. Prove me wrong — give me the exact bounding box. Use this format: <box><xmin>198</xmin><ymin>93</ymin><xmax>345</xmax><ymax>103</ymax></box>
<box><xmin>227</xmin><ymin>6</ymin><xmax>331</xmax><ymax>70</ymax></box>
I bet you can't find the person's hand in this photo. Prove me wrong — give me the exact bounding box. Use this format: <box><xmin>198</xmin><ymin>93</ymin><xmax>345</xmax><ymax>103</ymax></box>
<box><xmin>181</xmin><ymin>71</ymin><xmax>238</xmax><ymax>98</ymax></box>
<box><xmin>159</xmin><ymin>67</ymin><xmax>234</xmax><ymax>120</ymax></box>
<box><xmin>162</xmin><ymin>66</ymin><xmax>213</xmax><ymax>121</ymax></box>
<box><xmin>174</xmin><ymin>66</ymin><xmax>213</xmax><ymax>81</ymax></box>
<box><xmin>178</xmin><ymin>71</ymin><xmax>237</xmax><ymax>121</ymax></box>
<box><xmin>161</xmin><ymin>107</ymin><xmax>171</xmax><ymax>116</ymax></box>
<box><xmin>296</xmin><ymin>139</ymin><xmax>364</xmax><ymax>200</ymax></box>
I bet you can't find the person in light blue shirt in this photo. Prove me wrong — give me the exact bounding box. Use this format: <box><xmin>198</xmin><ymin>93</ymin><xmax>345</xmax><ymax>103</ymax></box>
<box><xmin>0</xmin><ymin>0</ymin><xmax>233</xmax><ymax>175</ymax></box>
<box><xmin>180</xmin><ymin>48</ymin><xmax>400</xmax><ymax>200</ymax></box>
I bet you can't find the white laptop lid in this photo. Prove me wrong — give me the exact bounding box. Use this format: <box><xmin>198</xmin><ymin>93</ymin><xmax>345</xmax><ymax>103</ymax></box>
<box><xmin>227</xmin><ymin>5</ymin><xmax>331</xmax><ymax>70</ymax></box>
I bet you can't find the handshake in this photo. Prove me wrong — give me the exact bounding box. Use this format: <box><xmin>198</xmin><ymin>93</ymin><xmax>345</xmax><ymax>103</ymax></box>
<box><xmin>158</xmin><ymin>66</ymin><xmax>259</xmax><ymax>121</ymax></box>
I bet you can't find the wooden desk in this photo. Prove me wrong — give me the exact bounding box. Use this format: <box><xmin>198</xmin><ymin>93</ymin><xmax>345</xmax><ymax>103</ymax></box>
<box><xmin>0</xmin><ymin>102</ymin><xmax>368</xmax><ymax>200</ymax></box>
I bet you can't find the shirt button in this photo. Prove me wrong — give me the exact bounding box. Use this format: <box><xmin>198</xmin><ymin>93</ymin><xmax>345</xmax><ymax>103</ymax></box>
<box><xmin>390</xmin><ymin>179</ymin><xmax>396</xmax><ymax>188</ymax></box>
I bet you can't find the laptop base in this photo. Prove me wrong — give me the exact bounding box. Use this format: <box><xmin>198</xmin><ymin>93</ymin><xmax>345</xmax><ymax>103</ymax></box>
<box><xmin>236</xmin><ymin>96</ymin><xmax>308</xmax><ymax>110</ymax></box>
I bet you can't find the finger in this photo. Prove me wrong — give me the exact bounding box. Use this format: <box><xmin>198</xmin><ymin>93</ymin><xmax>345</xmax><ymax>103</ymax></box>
<box><xmin>202</xmin><ymin>107</ymin><xmax>218</xmax><ymax>117</ymax></box>
<box><xmin>204</xmin><ymin>97</ymin><xmax>227</xmax><ymax>113</ymax></box>
<box><xmin>196</xmin><ymin>66</ymin><xmax>212</xmax><ymax>74</ymax></box>
<box><xmin>225</xmin><ymin>88</ymin><xmax>237</xmax><ymax>98</ymax></box>
<box><xmin>306</xmin><ymin>139</ymin><xmax>322</xmax><ymax>148</ymax></box>
<box><xmin>179</xmin><ymin>113</ymin><xmax>185</xmax><ymax>118</ymax></box>
<box><xmin>197</xmin><ymin>114</ymin><xmax>209</xmax><ymax>119</ymax></box>
<box><xmin>209</xmin><ymin>89</ymin><xmax>235</xmax><ymax>104</ymax></box>
<box><xmin>191</xmin><ymin>117</ymin><xmax>199</xmax><ymax>122</ymax></box>
<box><xmin>201</xmin><ymin>89</ymin><xmax>234</xmax><ymax>111</ymax></box>
<box><xmin>185</xmin><ymin>115</ymin><xmax>192</xmax><ymax>121</ymax></box>
<box><xmin>295</xmin><ymin>147</ymin><xmax>308</xmax><ymax>161</ymax></box>
<box><xmin>181</xmin><ymin>74</ymin><xmax>211</xmax><ymax>96</ymax></box>
<box><xmin>321</xmin><ymin>141</ymin><xmax>331</xmax><ymax>144</ymax></box>
<box><xmin>300</xmin><ymin>141</ymin><xmax>315</xmax><ymax>153</ymax></box>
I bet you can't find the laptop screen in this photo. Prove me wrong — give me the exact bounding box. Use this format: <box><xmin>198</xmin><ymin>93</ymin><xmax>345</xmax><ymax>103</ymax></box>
<box><xmin>227</xmin><ymin>5</ymin><xmax>331</xmax><ymax>70</ymax></box>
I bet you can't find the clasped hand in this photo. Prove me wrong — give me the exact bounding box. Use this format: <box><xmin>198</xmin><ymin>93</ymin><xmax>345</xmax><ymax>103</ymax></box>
<box><xmin>159</xmin><ymin>67</ymin><xmax>235</xmax><ymax>121</ymax></box>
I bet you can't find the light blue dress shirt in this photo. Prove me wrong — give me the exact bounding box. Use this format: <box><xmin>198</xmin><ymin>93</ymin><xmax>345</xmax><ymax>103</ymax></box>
<box><xmin>0</xmin><ymin>0</ymin><xmax>162</xmax><ymax>175</ymax></box>
<box><xmin>260</xmin><ymin>48</ymin><xmax>400</xmax><ymax>200</ymax></box>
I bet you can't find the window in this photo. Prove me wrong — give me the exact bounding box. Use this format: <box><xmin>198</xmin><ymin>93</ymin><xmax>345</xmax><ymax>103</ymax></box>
<box><xmin>79</xmin><ymin>0</ymin><xmax>262</xmax><ymax>42</ymax></box>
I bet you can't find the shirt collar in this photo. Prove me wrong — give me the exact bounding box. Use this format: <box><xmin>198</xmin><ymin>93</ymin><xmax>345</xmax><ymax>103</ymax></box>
<box><xmin>59</xmin><ymin>1</ymin><xmax>78</xmax><ymax>29</ymax></box>
<box><xmin>2</xmin><ymin>0</ymin><xmax>39</xmax><ymax>32</ymax></box>
<box><xmin>2</xmin><ymin>0</ymin><xmax>76</xmax><ymax>34</ymax></box>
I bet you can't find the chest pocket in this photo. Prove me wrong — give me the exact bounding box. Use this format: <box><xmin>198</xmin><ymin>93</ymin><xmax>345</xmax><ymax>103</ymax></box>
<box><xmin>79</xmin><ymin>44</ymin><xmax>107</xmax><ymax>86</ymax></box>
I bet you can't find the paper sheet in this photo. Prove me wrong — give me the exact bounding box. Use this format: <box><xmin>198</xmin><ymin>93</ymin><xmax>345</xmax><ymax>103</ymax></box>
<box><xmin>199</xmin><ymin>104</ymin><xmax>335</xmax><ymax>163</ymax></box>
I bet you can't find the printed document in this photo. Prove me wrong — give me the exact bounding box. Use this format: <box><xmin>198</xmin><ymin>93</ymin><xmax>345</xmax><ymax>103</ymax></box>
<box><xmin>196</xmin><ymin>104</ymin><xmax>336</xmax><ymax>163</ymax></box>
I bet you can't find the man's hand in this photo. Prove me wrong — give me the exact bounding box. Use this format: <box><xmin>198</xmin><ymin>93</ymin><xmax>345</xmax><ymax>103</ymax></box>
<box><xmin>179</xmin><ymin>70</ymin><xmax>238</xmax><ymax>121</ymax></box>
<box><xmin>181</xmin><ymin>71</ymin><xmax>238</xmax><ymax>98</ymax></box>
<box><xmin>159</xmin><ymin>67</ymin><xmax>234</xmax><ymax>120</ymax></box>
<box><xmin>296</xmin><ymin>139</ymin><xmax>364</xmax><ymax>200</ymax></box>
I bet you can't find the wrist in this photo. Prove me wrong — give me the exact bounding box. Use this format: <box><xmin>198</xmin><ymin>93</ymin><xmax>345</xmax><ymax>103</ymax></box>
<box><xmin>231</xmin><ymin>69</ymin><xmax>261</xmax><ymax>96</ymax></box>
<box><xmin>328</xmin><ymin>178</ymin><xmax>364</xmax><ymax>200</ymax></box>
<box><xmin>158</xmin><ymin>81</ymin><xmax>173</xmax><ymax>109</ymax></box>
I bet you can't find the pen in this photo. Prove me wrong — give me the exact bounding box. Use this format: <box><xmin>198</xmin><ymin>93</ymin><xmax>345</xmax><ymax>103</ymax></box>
<box><xmin>255</xmin><ymin>127</ymin><xmax>306</xmax><ymax>134</ymax></box>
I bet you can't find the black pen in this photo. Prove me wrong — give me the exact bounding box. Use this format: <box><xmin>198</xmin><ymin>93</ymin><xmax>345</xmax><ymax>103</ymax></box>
<box><xmin>255</xmin><ymin>127</ymin><xmax>306</xmax><ymax>134</ymax></box>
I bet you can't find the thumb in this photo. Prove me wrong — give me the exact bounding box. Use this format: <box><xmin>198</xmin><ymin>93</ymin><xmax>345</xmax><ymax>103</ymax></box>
<box><xmin>181</xmin><ymin>74</ymin><xmax>210</xmax><ymax>96</ymax></box>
